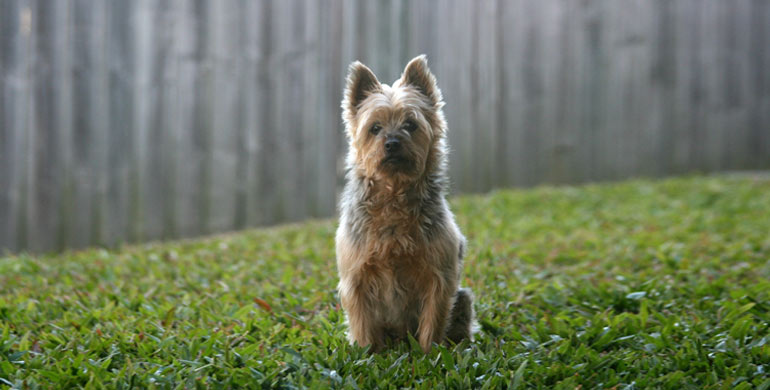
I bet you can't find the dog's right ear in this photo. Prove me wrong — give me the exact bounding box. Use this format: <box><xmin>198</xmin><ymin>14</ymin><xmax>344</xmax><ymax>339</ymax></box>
<box><xmin>342</xmin><ymin>61</ymin><xmax>381</xmax><ymax>123</ymax></box>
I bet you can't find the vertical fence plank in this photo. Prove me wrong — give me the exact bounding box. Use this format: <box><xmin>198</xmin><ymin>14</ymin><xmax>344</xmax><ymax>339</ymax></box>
<box><xmin>728</xmin><ymin>0</ymin><xmax>753</xmax><ymax>170</ymax></box>
<box><xmin>672</xmin><ymin>0</ymin><xmax>695</xmax><ymax>173</ymax></box>
<box><xmin>173</xmin><ymin>0</ymin><xmax>204</xmax><ymax>237</ymax></box>
<box><xmin>750</xmin><ymin>0</ymin><xmax>770</xmax><ymax>167</ymax></box>
<box><xmin>520</xmin><ymin>0</ymin><xmax>545</xmax><ymax>186</ymax></box>
<box><xmin>90</xmin><ymin>0</ymin><xmax>109</xmax><ymax>246</ymax></box>
<box><xmin>315</xmin><ymin>0</ymin><xmax>344</xmax><ymax>218</ymax></box>
<box><xmin>29</xmin><ymin>0</ymin><xmax>74</xmax><ymax>251</ymax></box>
<box><xmin>0</xmin><ymin>0</ymin><xmax>29</xmax><ymax>252</ymax></box>
<box><xmin>270</xmin><ymin>0</ymin><xmax>288</xmax><ymax>224</ymax></box>
<box><xmin>71</xmin><ymin>0</ymin><xmax>93</xmax><ymax>248</ymax></box>
<box><xmin>538</xmin><ymin>0</ymin><xmax>564</xmax><ymax>184</ymax></box>
<box><xmin>255</xmin><ymin>0</ymin><xmax>276</xmax><ymax>226</ymax></box>
<box><xmin>472</xmin><ymin>0</ymin><xmax>499</xmax><ymax>191</ymax></box>
<box><xmin>651</xmin><ymin>0</ymin><xmax>677</xmax><ymax>176</ymax></box>
<box><xmin>441</xmin><ymin>0</ymin><xmax>474</xmax><ymax>193</ymax></box>
<box><xmin>54</xmin><ymin>0</ymin><xmax>74</xmax><ymax>250</ymax></box>
<box><xmin>104</xmin><ymin>0</ymin><xmax>134</xmax><ymax>247</ymax></box>
<box><xmin>194</xmin><ymin>0</ymin><xmax>214</xmax><ymax>235</ymax></box>
<box><xmin>283</xmin><ymin>0</ymin><xmax>307</xmax><ymax>222</ymax></box>
<box><xmin>611</xmin><ymin>0</ymin><xmax>652</xmax><ymax>179</ymax></box>
<box><xmin>18</xmin><ymin>0</ymin><xmax>34</xmax><ymax>251</ymax></box>
<box><xmin>166</xmin><ymin>1</ymin><xmax>187</xmax><ymax>239</ymax></box>
<box><xmin>143</xmin><ymin>0</ymin><xmax>171</xmax><ymax>241</ymax></box>
<box><xmin>0</xmin><ymin>0</ymin><xmax>12</xmax><ymax>251</ymax></box>
<box><xmin>721</xmin><ymin>0</ymin><xmax>739</xmax><ymax>169</ymax></box>
<box><xmin>271</xmin><ymin>0</ymin><xmax>294</xmax><ymax>222</ymax></box>
<box><xmin>30</xmin><ymin>0</ymin><xmax>54</xmax><ymax>251</ymax></box>
<box><xmin>701</xmin><ymin>0</ymin><xmax>726</xmax><ymax>172</ymax></box>
<box><xmin>684</xmin><ymin>0</ymin><xmax>705</xmax><ymax>172</ymax></box>
<box><xmin>233</xmin><ymin>0</ymin><xmax>256</xmax><ymax>229</ymax></box>
<box><xmin>302</xmin><ymin>0</ymin><xmax>320</xmax><ymax>217</ymax></box>
<box><xmin>553</xmin><ymin>0</ymin><xmax>580</xmax><ymax>183</ymax></box>
<box><xmin>129</xmin><ymin>0</ymin><xmax>153</xmax><ymax>243</ymax></box>
<box><xmin>498</xmin><ymin>0</ymin><xmax>526</xmax><ymax>187</ymax></box>
<box><xmin>208</xmin><ymin>0</ymin><xmax>239</xmax><ymax>232</ymax></box>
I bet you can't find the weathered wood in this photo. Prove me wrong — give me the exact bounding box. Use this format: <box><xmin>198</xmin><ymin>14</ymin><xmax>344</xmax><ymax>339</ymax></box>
<box><xmin>31</xmin><ymin>0</ymin><xmax>57</xmax><ymax>251</ymax></box>
<box><xmin>315</xmin><ymin>0</ymin><xmax>344</xmax><ymax>218</ymax></box>
<box><xmin>208</xmin><ymin>0</ymin><xmax>239</xmax><ymax>232</ymax></box>
<box><xmin>472</xmin><ymin>0</ymin><xmax>499</xmax><ymax>191</ymax></box>
<box><xmin>441</xmin><ymin>0</ymin><xmax>474</xmax><ymax>193</ymax></box>
<box><xmin>750</xmin><ymin>0</ymin><xmax>770</xmax><ymax>168</ymax></box>
<box><xmin>71</xmin><ymin>0</ymin><xmax>93</xmax><ymax>248</ymax></box>
<box><xmin>131</xmin><ymin>0</ymin><xmax>153</xmax><ymax>242</ymax></box>
<box><xmin>0</xmin><ymin>1</ymin><xmax>12</xmax><ymax>252</ymax></box>
<box><xmin>2</xmin><ymin>0</ymin><xmax>769</xmax><ymax>253</ymax></box>
<box><xmin>302</xmin><ymin>0</ymin><xmax>321</xmax><ymax>217</ymax></box>
<box><xmin>174</xmin><ymin>0</ymin><xmax>204</xmax><ymax>237</ymax></box>
<box><xmin>143</xmin><ymin>0</ymin><xmax>169</xmax><ymax>241</ymax></box>
<box><xmin>233</xmin><ymin>0</ymin><xmax>258</xmax><ymax>229</ymax></box>
<box><xmin>89</xmin><ymin>0</ymin><xmax>109</xmax><ymax>246</ymax></box>
<box><xmin>0</xmin><ymin>0</ymin><xmax>31</xmax><ymax>252</ymax></box>
<box><xmin>105</xmin><ymin>0</ymin><xmax>133</xmax><ymax>247</ymax></box>
<box><xmin>158</xmin><ymin>0</ymin><xmax>183</xmax><ymax>240</ymax></box>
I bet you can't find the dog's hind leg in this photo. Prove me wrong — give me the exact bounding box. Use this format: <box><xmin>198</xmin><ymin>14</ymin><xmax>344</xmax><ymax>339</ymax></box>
<box><xmin>445</xmin><ymin>288</ymin><xmax>476</xmax><ymax>344</ymax></box>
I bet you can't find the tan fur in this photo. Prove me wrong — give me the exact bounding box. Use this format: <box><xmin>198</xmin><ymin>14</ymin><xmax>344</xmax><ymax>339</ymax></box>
<box><xmin>336</xmin><ymin>55</ymin><xmax>476</xmax><ymax>353</ymax></box>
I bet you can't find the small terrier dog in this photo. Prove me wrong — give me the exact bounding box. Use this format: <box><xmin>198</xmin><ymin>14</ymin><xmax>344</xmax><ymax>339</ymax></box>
<box><xmin>336</xmin><ymin>55</ymin><xmax>475</xmax><ymax>353</ymax></box>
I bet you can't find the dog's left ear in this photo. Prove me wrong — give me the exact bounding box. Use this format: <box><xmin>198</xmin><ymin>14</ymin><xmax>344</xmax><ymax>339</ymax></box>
<box><xmin>401</xmin><ymin>55</ymin><xmax>442</xmax><ymax>105</ymax></box>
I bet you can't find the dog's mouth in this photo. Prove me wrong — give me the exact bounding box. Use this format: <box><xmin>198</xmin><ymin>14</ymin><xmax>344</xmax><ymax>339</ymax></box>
<box><xmin>380</xmin><ymin>155</ymin><xmax>416</xmax><ymax>176</ymax></box>
<box><xmin>381</xmin><ymin>155</ymin><xmax>411</xmax><ymax>169</ymax></box>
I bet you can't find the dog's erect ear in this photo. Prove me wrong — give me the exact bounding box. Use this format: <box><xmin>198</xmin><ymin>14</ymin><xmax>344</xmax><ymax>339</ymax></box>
<box><xmin>401</xmin><ymin>55</ymin><xmax>442</xmax><ymax>105</ymax></box>
<box><xmin>343</xmin><ymin>61</ymin><xmax>381</xmax><ymax>119</ymax></box>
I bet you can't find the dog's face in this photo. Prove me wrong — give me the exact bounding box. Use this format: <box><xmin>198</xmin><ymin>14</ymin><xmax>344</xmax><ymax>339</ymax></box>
<box><xmin>342</xmin><ymin>55</ymin><xmax>446</xmax><ymax>183</ymax></box>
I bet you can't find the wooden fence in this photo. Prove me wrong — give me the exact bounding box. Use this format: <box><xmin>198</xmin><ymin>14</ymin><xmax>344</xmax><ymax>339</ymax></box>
<box><xmin>1</xmin><ymin>0</ymin><xmax>769</xmax><ymax>253</ymax></box>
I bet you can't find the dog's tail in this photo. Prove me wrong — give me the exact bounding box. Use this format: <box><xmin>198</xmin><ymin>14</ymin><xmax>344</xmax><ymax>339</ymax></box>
<box><xmin>446</xmin><ymin>287</ymin><xmax>479</xmax><ymax>344</ymax></box>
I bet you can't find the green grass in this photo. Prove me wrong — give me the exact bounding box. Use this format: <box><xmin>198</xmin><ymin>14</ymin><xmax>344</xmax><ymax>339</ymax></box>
<box><xmin>2</xmin><ymin>176</ymin><xmax>770</xmax><ymax>389</ymax></box>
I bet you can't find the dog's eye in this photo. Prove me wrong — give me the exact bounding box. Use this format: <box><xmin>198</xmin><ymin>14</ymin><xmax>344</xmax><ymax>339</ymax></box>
<box><xmin>402</xmin><ymin>120</ymin><xmax>417</xmax><ymax>132</ymax></box>
<box><xmin>369</xmin><ymin>124</ymin><xmax>382</xmax><ymax>135</ymax></box>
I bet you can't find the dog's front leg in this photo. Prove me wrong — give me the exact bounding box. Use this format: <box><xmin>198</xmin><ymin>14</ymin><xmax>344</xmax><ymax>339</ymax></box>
<box><xmin>417</xmin><ymin>279</ymin><xmax>451</xmax><ymax>353</ymax></box>
<box><xmin>341</xmin><ymin>284</ymin><xmax>383</xmax><ymax>351</ymax></box>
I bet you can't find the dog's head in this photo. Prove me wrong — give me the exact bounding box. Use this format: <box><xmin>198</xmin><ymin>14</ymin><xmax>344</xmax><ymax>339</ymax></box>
<box><xmin>342</xmin><ymin>55</ymin><xmax>446</xmax><ymax>183</ymax></box>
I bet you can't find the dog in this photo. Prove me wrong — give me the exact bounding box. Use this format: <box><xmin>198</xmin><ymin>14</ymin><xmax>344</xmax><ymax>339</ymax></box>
<box><xmin>336</xmin><ymin>55</ymin><xmax>476</xmax><ymax>353</ymax></box>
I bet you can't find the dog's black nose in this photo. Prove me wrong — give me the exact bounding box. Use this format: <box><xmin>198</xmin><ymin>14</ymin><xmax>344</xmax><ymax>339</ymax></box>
<box><xmin>384</xmin><ymin>137</ymin><xmax>400</xmax><ymax>153</ymax></box>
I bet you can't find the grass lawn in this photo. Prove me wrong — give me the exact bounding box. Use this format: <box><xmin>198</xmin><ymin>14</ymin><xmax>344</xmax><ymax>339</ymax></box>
<box><xmin>1</xmin><ymin>176</ymin><xmax>769</xmax><ymax>389</ymax></box>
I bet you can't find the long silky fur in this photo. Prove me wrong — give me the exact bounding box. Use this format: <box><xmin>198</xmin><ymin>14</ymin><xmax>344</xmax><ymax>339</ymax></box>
<box><xmin>336</xmin><ymin>55</ymin><xmax>477</xmax><ymax>353</ymax></box>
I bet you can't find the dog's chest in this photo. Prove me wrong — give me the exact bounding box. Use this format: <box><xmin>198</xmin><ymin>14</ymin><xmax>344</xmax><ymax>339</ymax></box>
<box><xmin>360</xmin><ymin>258</ymin><xmax>425</xmax><ymax>327</ymax></box>
<box><xmin>361</xmin><ymin>190</ymin><xmax>431</xmax><ymax>256</ymax></box>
